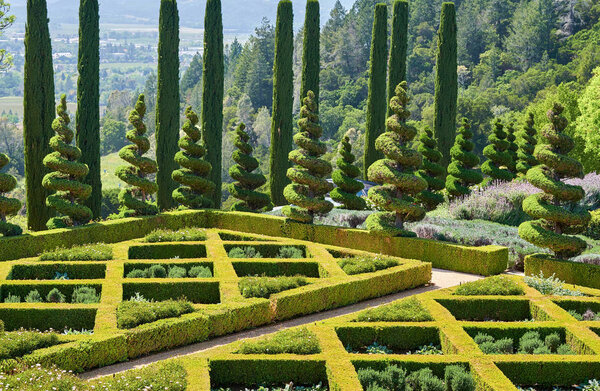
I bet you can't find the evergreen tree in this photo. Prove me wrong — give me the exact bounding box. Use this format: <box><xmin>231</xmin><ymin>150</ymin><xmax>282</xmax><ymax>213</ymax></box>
<box><xmin>301</xmin><ymin>0</ymin><xmax>320</xmax><ymax>110</ymax></box>
<box><xmin>0</xmin><ymin>153</ymin><xmax>22</xmax><ymax>236</ymax></box>
<box><xmin>387</xmin><ymin>0</ymin><xmax>408</xmax><ymax>119</ymax></box>
<box><xmin>42</xmin><ymin>95</ymin><xmax>93</xmax><ymax>229</ymax></box>
<box><xmin>366</xmin><ymin>82</ymin><xmax>427</xmax><ymax>237</ymax></box>
<box><xmin>481</xmin><ymin>119</ymin><xmax>514</xmax><ymax>183</ymax></box>
<box><xmin>433</xmin><ymin>2</ymin><xmax>458</xmax><ymax>167</ymax></box>
<box><xmin>516</xmin><ymin>112</ymin><xmax>538</xmax><ymax>176</ymax></box>
<box><xmin>519</xmin><ymin>103</ymin><xmax>591</xmax><ymax>259</ymax></box>
<box><xmin>156</xmin><ymin>0</ymin><xmax>180</xmax><ymax>211</ymax></box>
<box><xmin>202</xmin><ymin>0</ymin><xmax>224</xmax><ymax>208</ymax></box>
<box><xmin>506</xmin><ymin>122</ymin><xmax>519</xmax><ymax>176</ymax></box>
<box><xmin>283</xmin><ymin>91</ymin><xmax>333</xmax><ymax>223</ymax></box>
<box><xmin>363</xmin><ymin>3</ymin><xmax>388</xmax><ymax>179</ymax></box>
<box><xmin>229</xmin><ymin>122</ymin><xmax>270</xmax><ymax>212</ymax></box>
<box><xmin>173</xmin><ymin>107</ymin><xmax>214</xmax><ymax>209</ymax></box>
<box><xmin>446</xmin><ymin>119</ymin><xmax>483</xmax><ymax>198</ymax></box>
<box><xmin>76</xmin><ymin>0</ymin><xmax>100</xmax><ymax>219</ymax></box>
<box><xmin>23</xmin><ymin>0</ymin><xmax>55</xmax><ymax>231</ymax></box>
<box><xmin>116</xmin><ymin>95</ymin><xmax>158</xmax><ymax>216</ymax></box>
<box><xmin>181</xmin><ymin>52</ymin><xmax>202</xmax><ymax>94</ymax></box>
<box><xmin>269</xmin><ymin>0</ymin><xmax>294</xmax><ymax>206</ymax></box>
<box><xmin>416</xmin><ymin>126</ymin><xmax>445</xmax><ymax>211</ymax></box>
<box><xmin>331</xmin><ymin>130</ymin><xmax>366</xmax><ymax>210</ymax></box>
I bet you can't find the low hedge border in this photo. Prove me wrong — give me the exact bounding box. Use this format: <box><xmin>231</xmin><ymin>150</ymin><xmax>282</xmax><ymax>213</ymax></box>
<box><xmin>525</xmin><ymin>254</ymin><xmax>600</xmax><ymax>290</ymax></box>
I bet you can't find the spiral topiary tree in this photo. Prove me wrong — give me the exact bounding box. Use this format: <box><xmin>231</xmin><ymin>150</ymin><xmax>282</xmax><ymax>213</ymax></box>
<box><xmin>229</xmin><ymin>122</ymin><xmax>270</xmax><ymax>212</ymax></box>
<box><xmin>115</xmin><ymin>94</ymin><xmax>158</xmax><ymax>216</ymax></box>
<box><xmin>481</xmin><ymin>119</ymin><xmax>514</xmax><ymax>184</ymax></box>
<box><xmin>365</xmin><ymin>81</ymin><xmax>427</xmax><ymax>237</ymax></box>
<box><xmin>506</xmin><ymin>122</ymin><xmax>519</xmax><ymax>176</ymax></box>
<box><xmin>446</xmin><ymin>119</ymin><xmax>483</xmax><ymax>198</ymax></box>
<box><xmin>416</xmin><ymin>126</ymin><xmax>445</xmax><ymax>211</ymax></box>
<box><xmin>283</xmin><ymin>91</ymin><xmax>333</xmax><ymax>223</ymax></box>
<box><xmin>0</xmin><ymin>154</ymin><xmax>22</xmax><ymax>236</ymax></box>
<box><xmin>519</xmin><ymin>104</ymin><xmax>591</xmax><ymax>259</ymax></box>
<box><xmin>172</xmin><ymin>106</ymin><xmax>215</xmax><ymax>209</ymax></box>
<box><xmin>516</xmin><ymin>112</ymin><xmax>538</xmax><ymax>176</ymax></box>
<box><xmin>331</xmin><ymin>130</ymin><xmax>366</xmax><ymax>210</ymax></box>
<box><xmin>42</xmin><ymin>95</ymin><xmax>93</xmax><ymax>229</ymax></box>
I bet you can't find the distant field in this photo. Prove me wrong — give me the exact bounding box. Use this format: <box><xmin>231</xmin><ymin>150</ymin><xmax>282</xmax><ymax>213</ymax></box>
<box><xmin>101</xmin><ymin>152</ymin><xmax>124</xmax><ymax>190</ymax></box>
<box><xmin>0</xmin><ymin>96</ymin><xmax>100</xmax><ymax>120</ymax></box>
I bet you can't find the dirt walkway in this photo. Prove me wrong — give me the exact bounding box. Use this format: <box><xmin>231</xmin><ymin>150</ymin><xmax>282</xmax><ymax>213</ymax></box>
<box><xmin>80</xmin><ymin>268</ymin><xmax>482</xmax><ymax>380</ymax></box>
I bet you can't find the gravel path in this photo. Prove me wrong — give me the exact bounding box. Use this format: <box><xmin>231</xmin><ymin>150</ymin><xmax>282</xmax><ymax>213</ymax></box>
<box><xmin>80</xmin><ymin>268</ymin><xmax>482</xmax><ymax>380</ymax></box>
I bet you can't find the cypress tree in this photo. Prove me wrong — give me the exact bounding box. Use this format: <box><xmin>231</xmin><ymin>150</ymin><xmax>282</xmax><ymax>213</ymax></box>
<box><xmin>0</xmin><ymin>154</ymin><xmax>22</xmax><ymax>237</ymax></box>
<box><xmin>202</xmin><ymin>0</ymin><xmax>224</xmax><ymax>208</ymax></box>
<box><xmin>519</xmin><ymin>104</ymin><xmax>591</xmax><ymax>259</ymax></box>
<box><xmin>43</xmin><ymin>95</ymin><xmax>93</xmax><ymax>229</ymax></box>
<box><xmin>433</xmin><ymin>2</ymin><xmax>458</xmax><ymax>167</ymax></box>
<box><xmin>331</xmin><ymin>130</ymin><xmax>366</xmax><ymax>210</ymax></box>
<box><xmin>76</xmin><ymin>0</ymin><xmax>101</xmax><ymax>219</ymax></box>
<box><xmin>173</xmin><ymin>107</ymin><xmax>215</xmax><ymax>209</ymax></box>
<box><xmin>481</xmin><ymin>119</ymin><xmax>514</xmax><ymax>184</ymax></box>
<box><xmin>229</xmin><ymin>122</ymin><xmax>270</xmax><ymax>212</ymax></box>
<box><xmin>516</xmin><ymin>112</ymin><xmax>538</xmax><ymax>176</ymax></box>
<box><xmin>283</xmin><ymin>91</ymin><xmax>333</xmax><ymax>223</ymax></box>
<box><xmin>363</xmin><ymin>3</ymin><xmax>388</xmax><ymax>179</ymax></box>
<box><xmin>300</xmin><ymin>0</ymin><xmax>320</xmax><ymax>110</ymax></box>
<box><xmin>156</xmin><ymin>0</ymin><xmax>180</xmax><ymax>211</ymax></box>
<box><xmin>416</xmin><ymin>126</ymin><xmax>445</xmax><ymax>211</ymax></box>
<box><xmin>506</xmin><ymin>122</ymin><xmax>519</xmax><ymax>176</ymax></box>
<box><xmin>23</xmin><ymin>0</ymin><xmax>55</xmax><ymax>231</ymax></box>
<box><xmin>269</xmin><ymin>0</ymin><xmax>294</xmax><ymax>206</ymax></box>
<box><xmin>387</xmin><ymin>0</ymin><xmax>408</xmax><ymax>119</ymax></box>
<box><xmin>446</xmin><ymin>119</ymin><xmax>483</xmax><ymax>198</ymax></box>
<box><xmin>366</xmin><ymin>82</ymin><xmax>427</xmax><ymax>237</ymax></box>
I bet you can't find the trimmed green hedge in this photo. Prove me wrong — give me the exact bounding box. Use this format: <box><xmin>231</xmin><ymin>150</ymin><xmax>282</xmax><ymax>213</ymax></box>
<box><xmin>496</xmin><ymin>361</ymin><xmax>600</xmax><ymax>388</ymax></box>
<box><xmin>7</xmin><ymin>263</ymin><xmax>106</xmax><ymax>280</ymax></box>
<box><xmin>122</xmin><ymin>281</ymin><xmax>220</xmax><ymax>304</ymax></box>
<box><xmin>436</xmin><ymin>298</ymin><xmax>541</xmax><ymax>322</ymax></box>
<box><xmin>232</xmin><ymin>261</ymin><xmax>320</xmax><ymax>277</ymax></box>
<box><xmin>0</xmin><ymin>308</ymin><xmax>97</xmax><ymax>331</ymax></box>
<box><xmin>525</xmin><ymin>254</ymin><xmax>600</xmax><ymax>289</ymax></box>
<box><xmin>128</xmin><ymin>243</ymin><xmax>207</xmax><ymax>259</ymax></box>
<box><xmin>336</xmin><ymin>325</ymin><xmax>442</xmax><ymax>353</ymax></box>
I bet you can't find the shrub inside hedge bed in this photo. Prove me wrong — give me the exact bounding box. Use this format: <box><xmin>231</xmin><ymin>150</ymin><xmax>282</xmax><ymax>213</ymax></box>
<box><xmin>7</xmin><ymin>263</ymin><xmax>107</xmax><ymax>280</ymax></box>
<box><xmin>0</xmin><ymin>283</ymin><xmax>103</xmax><ymax>304</ymax></box>
<box><xmin>238</xmin><ymin>276</ymin><xmax>308</xmax><ymax>299</ymax></box>
<box><xmin>236</xmin><ymin>327</ymin><xmax>320</xmax><ymax>355</ymax></box>
<box><xmin>225</xmin><ymin>244</ymin><xmax>308</xmax><ymax>259</ymax></box>
<box><xmin>336</xmin><ymin>325</ymin><xmax>446</xmax><ymax>355</ymax></box>
<box><xmin>124</xmin><ymin>262</ymin><xmax>213</xmax><ymax>279</ymax></box>
<box><xmin>337</xmin><ymin>256</ymin><xmax>400</xmax><ymax>275</ymax></box>
<box><xmin>453</xmin><ymin>276</ymin><xmax>524</xmax><ymax>296</ymax></box>
<box><xmin>117</xmin><ymin>298</ymin><xmax>194</xmax><ymax>329</ymax></box>
<box><xmin>553</xmin><ymin>300</ymin><xmax>600</xmax><ymax>321</ymax></box>
<box><xmin>38</xmin><ymin>243</ymin><xmax>113</xmax><ymax>262</ymax></box>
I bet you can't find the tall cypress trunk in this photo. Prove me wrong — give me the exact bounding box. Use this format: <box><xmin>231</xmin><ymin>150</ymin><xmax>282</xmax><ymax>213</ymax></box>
<box><xmin>433</xmin><ymin>2</ymin><xmax>457</xmax><ymax>168</ymax></box>
<box><xmin>363</xmin><ymin>3</ymin><xmax>388</xmax><ymax>179</ymax></box>
<box><xmin>301</xmin><ymin>0</ymin><xmax>320</xmax><ymax>111</ymax></box>
<box><xmin>23</xmin><ymin>0</ymin><xmax>55</xmax><ymax>231</ymax></box>
<box><xmin>269</xmin><ymin>0</ymin><xmax>294</xmax><ymax>206</ymax></box>
<box><xmin>202</xmin><ymin>0</ymin><xmax>224</xmax><ymax>208</ymax></box>
<box><xmin>156</xmin><ymin>0</ymin><xmax>180</xmax><ymax>211</ymax></box>
<box><xmin>387</xmin><ymin>0</ymin><xmax>408</xmax><ymax>119</ymax></box>
<box><xmin>76</xmin><ymin>0</ymin><xmax>101</xmax><ymax>219</ymax></box>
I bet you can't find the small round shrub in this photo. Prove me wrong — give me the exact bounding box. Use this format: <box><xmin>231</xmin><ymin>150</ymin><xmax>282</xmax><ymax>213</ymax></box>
<box><xmin>406</xmin><ymin>368</ymin><xmax>444</xmax><ymax>391</ymax></box>
<box><xmin>519</xmin><ymin>338</ymin><xmax>543</xmax><ymax>354</ymax></box>
<box><xmin>168</xmin><ymin>266</ymin><xmax>187</xmax><ymax>279</ymax></box>
<box><xmin>228</xmin><ymin>247</ymin><xmax>261</xmax><ymax>258</ymax></box>
<box><xmin>478</xmin><ymin>341</ymin><xmax>498</xmax><ymax>354</ymax></box>
<box><xmin>148</xmin><ymin>265</ymin><xmax>167</xmax><ymax>278</ymax></box>
<box><xmin>533</xmin><ymin>345</ymin><xmax>552</xmax><ymax>355</ymax></box>
<box><xmin>556</xmin><ymin>344</ymin><xmax>575</xmax><ymax>355</ymax></box>
<box><xmin>544</xmin><ymin>333</ymin><xmax>561</xmax><ymax>351</ymax></box>
<box><xmin>4</xmin><ymin>294</ymin><xmax>21</xmax><ymax>303</ymax></box>
<box><xmin>520</xmin><ymin>331</ymin><xmax>541</xmax><ymax>343</ymax></box>
<box><xmin>25</xmin><ymin>290</ymin><xmax>42</xmax><ymax>303</ymax></box>
<box><xmin>277</xmin><ymin>246</ymin><xmax>304</xmax><ymax>259</ymax></box>
<box><xmin>474</xmin><ymin>333</ymin><xmax>494</xmax><ymax>345</ymax></box>
<box><xmin>46</xmin><ymin>288</ymin><xmax>66</xmax><ymax>303</ymax></box>
<box><xmin>495</xmin><ymin>338</ymin><xmax>514</xmax><ymax>354</ymax></box>
<box><xmin>445</xmin><ymin>365</ymin><xmax>475</xmax><ymax>391</ymax></box>
<box><xmin>126</xmin><ymin>269</ymin><xmax>149</xmax><ymax>279</ymax></box>
<box><xmin>188</xmin><ymin>266</ymin><xmax>212</xmax><ymax>278</ymax></box>
<box><xmin>71</xmin><ymin>286</ymin><xmax>100</xmax><ymax>304</ymax></box>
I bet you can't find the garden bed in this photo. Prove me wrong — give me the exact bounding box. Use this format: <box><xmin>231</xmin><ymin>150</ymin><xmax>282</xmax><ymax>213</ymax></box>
<box><xmin>128</xmin><ymin>243</ymin><xmax>207</xmax><ymax>259</ymax></box>
<box><xmin>436</xmin><ymin>298</ymin><xmax>551</xmax><ymax>322</ymax></box>
<box><xmin>7</xmin><ymin>263</ymin><xmax>107</xmax><ymax>280</ymax></box>
<box><xmin>336</xmin><ymin>325</ymin><xmax>446</xmax><ymax>355</ymax></box>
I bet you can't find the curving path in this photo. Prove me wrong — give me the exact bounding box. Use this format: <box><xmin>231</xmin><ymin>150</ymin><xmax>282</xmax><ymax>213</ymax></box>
<box><xmin>80</xmin><ymin>268</ymin><xmax>483</xmax><ymax>381</ymax></box>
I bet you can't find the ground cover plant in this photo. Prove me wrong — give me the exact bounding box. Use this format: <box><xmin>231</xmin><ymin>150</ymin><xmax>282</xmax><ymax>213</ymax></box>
<box><xmin>337</xmin><ymin>255</ymin><xmax>400</xmax><ymax>275</ymax></box>
<box><xmin>525</xmin><ymin>272</ymin><xmax>585</xmax><ymax>296</ymax></box>
<box><xmin>39</xmin><ymin>243</ymin><xmax>113</xmax><ymax>261</ymax></box>
<box><xmin>116</xmin><ymin>295</ymin><xmax>194</xmax><ymax>329</ymax></box>
<box><xmin>356</xmin><ymin>297</ymin><xmax>434</xmax><ymax>322</ymax></box>
<box><xmin>236</xmin><ymin>327</ymin><xmax>320</xmax><ymax>355</ymax></box>
<box><xmin>454</xmin><ymin>276</ymin><xmax>525</xmax><ymax>296</ymax></box>
<box><xmin>473</xmin><ymin>331</ymin><xmax>575</xmax><ymax>355</ymax></box>
<box><xmin>144</xmin><ymin>228</ymin><xmax>207</xmax><ymax>242</ymax></box>
<box><xmin>358</xmin><ymin>364</ymin><xmax>475</xmax><ymax>391</ymax></box>
<box><xmin>238</xmin><ymin>276</ymin><xmax>308</xmax><ymax>299</ymax></box>
<box><xmin>125</xmin><ymin>264</ymin><xmax>212</xmax><ymax>279</ymax></box>
<box><xmin>568</xmin><ymin>309</ymin><xmax>600</xmax><ymax>321</ymax></box>
<box><xmin>0</xmin><ymin>327</ymin><xmax>61</xmax><ymax>360</ymax></box>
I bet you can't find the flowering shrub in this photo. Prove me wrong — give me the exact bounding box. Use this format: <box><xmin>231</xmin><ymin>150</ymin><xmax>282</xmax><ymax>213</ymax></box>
<box><xmin>0</xmin><ymin>330</ymin><xmax>61</xmax><ymax>360</ymax></box>
<box><xmin>524</xmin><ymin>272</ymin><xmax>585</xmax><ymax>296</ymax></box>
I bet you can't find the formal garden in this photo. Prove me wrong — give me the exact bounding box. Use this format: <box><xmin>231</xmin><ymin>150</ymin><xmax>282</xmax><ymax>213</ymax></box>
<box><xmin>1</xmin><ymin>0</ymin><xmax>600</xmax><ymax>389</ymax></box>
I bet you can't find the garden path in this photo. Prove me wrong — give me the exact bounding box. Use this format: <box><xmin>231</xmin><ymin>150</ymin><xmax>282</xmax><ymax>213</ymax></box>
<box><xmin>80</xmin><ymin>268</ymin><xmax>483</xmax><ymax>380</ymax></box>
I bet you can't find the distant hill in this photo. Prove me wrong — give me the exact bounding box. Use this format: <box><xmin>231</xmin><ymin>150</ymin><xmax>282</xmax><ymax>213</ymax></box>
<box><xmin>9</xmin><ymin>0</ymin><xmax>356</xmax><ymax>32</ymax></box>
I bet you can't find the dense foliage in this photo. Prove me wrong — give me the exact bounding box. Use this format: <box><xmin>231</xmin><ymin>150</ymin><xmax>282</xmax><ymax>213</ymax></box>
<box><xmin>446</xmin><ymin>119</ymin><xmax>483</xmax><ymax>198</ymax></box>
<box><xmin>515</xmin><ymin>113</ymin><xmax>538</xmax><ymax>176</ymax></box>
<box><xmin>330</xmin><ymin>131</ymin><xmax>366</xmax><ymax>210</ymax></box>
<box><xmin>416</xmin><ymin>126</ymin><xmax>445</xmax><ymax>210</ymax></box>
<box><xmin>0</xmin><ymin>153</ymin><xmax>21</xmax><ymax>236</ymax></box>
<box><xmin>481</xmin><ymin>119</ymin><xmax>514</xmax><ymax>183</ymax></box>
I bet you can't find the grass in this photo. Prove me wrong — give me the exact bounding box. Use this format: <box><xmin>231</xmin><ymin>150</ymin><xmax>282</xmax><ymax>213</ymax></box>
<box><xmin>143</xmin><ymin>228</ymin><xmax>207</xmax><ymax>243</ymax></box>
<box><xmin>356</xmin><ymin>297</ymin><xmax>434</xmax><ymax>322</ymax></box>
<box><xmin>236</xmin><ymin>327</ymin><xmax>320</xmax><ymax>355</ymax></box>
<box><xmin>0</xmin><ymin>330</ymin><xmax>61</xmax><ymax>360</ymax></box>
<box><xmin>39</xmin><ymin>243</ymin><xmax>113</xmax><ymax>261</ymax></box>
<box><xmin>454</xmin><ymin>276</ymin><xmax>525</xmax><ymax>296</ymax></box>
<box><xmin>338</xmin><ymin>255</ymin><xmax>400</xmax><ymax>275</ymax></box>
<box><xmin>238</xmin><ymin>276</ymin><xmax>308</xmax><ymax>299</ymax></box>
<box><xmin>116</xmin><ymin>299</ymin><xmax>194</xmax><ymax>329</ymax></box>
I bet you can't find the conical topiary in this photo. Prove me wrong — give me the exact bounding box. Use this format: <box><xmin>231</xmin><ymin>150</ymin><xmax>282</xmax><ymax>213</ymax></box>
<box><xmin>0</xmin><ymin>154</ymin><xmax>22</xmax><ymax>236</ymax></box>
<box><xmin>42</xmin><ymin>95</ymin><xmax>93</xmax><ymax>229</ymax></box>
<box><xmin>481</xmin><ymin>119</ymin><xmax>514</xmax><ymax>184</ymax></box>
<box><xmin>416</xmin><ymin>126</ymin><xmax>445</xmax><ymax>211</ymax></box>
<box><xmin>365</xmin><ymin>81</ymin><xmax>427</xmax><ymax>237</ymax></box>
<box><xmin>229</xmin><ymin>122</ymin><xmax>270</xmax><ymax>212</ymax></box>
<box><xmin>519</xmin><ymin>104</ymin><xmax>591</xmax><ymax>259</ymax></box>
<box><xmin>446</xmin><ymin>119</ymin><xmax>483</xmax><ymax>198</ymax></box>
<box><xmin>516</xmin><ymin>112</ymin><xmax>538</xmax><ymax>176</ymax></box>
<box><xmin>115</xmin><ymin>94</ymin><xmax>158</xmax><ymax>216</ymax></box>
<box><xmin>506</xmin><ymin>122</ymin><xmax>519</xmax><ymax>176</ymax></box>
<box><xmin>172</xmin><ymin>106</ymin><xmax>215</xmax><ymax>209</ymax></box>
<box><xmin>331</xmin><ymin>130</ymin><xmax>366</xmax><ymax>210</ymax></box>
<box><xmin>283</xmin><ymin>90</ymin><xmax>333</xmax><ymax>223</ymax></box>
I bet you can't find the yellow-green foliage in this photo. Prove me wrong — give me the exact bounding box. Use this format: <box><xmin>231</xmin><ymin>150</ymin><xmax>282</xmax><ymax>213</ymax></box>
<box><xmin>525</xmin><ymin>253</ymin><xmax>600</xmax><ymax>290</ymax></box>
<box><xmin>0</xmin><ymin>154</ymin><xmax>21</xmax><ymax>237</ymax></box>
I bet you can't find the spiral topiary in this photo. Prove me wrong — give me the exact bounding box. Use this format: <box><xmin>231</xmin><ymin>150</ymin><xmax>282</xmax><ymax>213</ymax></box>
<box><xmin>172</xmin><ymin>106</ymin><xmax>215</xmax><ymax>209</ymax></box>
<box><xmin>229</xmin><ymin>122</ymin><xmax>270</xmax><ymax>212</ymax></box>
<box><xmin>42</xmin><ymin>95</ymin><xmax>92</xmax><ymax>229</ymax></box>
<box><xmin>365</xmin><ymin>81</ymin><xmax>427</xmax><ymax>237</ymax></box>
<box><xmin>282</xmin><ymin>90</ymin><xmax>333</xmax><ymax>223</ymax></box>
<box><xmin>481</xmin><ymin>119</ymin><xmax>514</xmax><ymax>184</ymax></box>
<box><xmin>115</xmin><ymin>94</ymin><xmax>158</xmax><ymax>217</ymax></box>
<box><xmin>330</xmin><ymin>130</ymin><xmax>366</xmax><ymax>210</ymax></box>
<box><xmin>516</xmin><ymin>112</ymin><xmax>538</xmax><ymax>176</ymax></box>
<box><xmin>0</xmin><ymin>154</ymin><xmax>22</xmax><ymax>236</ymax></box>
<box><xmin>446</xmin><ymin>119</ymin><xmax>483</xmax><ymax>198</ymax></box>
<box><xmin>518</xmin><ymin>103</ymin><xmax>591</xmax><ymax>259</ymax></box>
<box><xmin>506</xmin><ymin>122</ymin><xmax>519</xmax><ymax>176</ymax></box>
<box><xmin>415</xmin><ymin>126</ymin><xmax>445</xmax><ymax>211</ymax></box>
